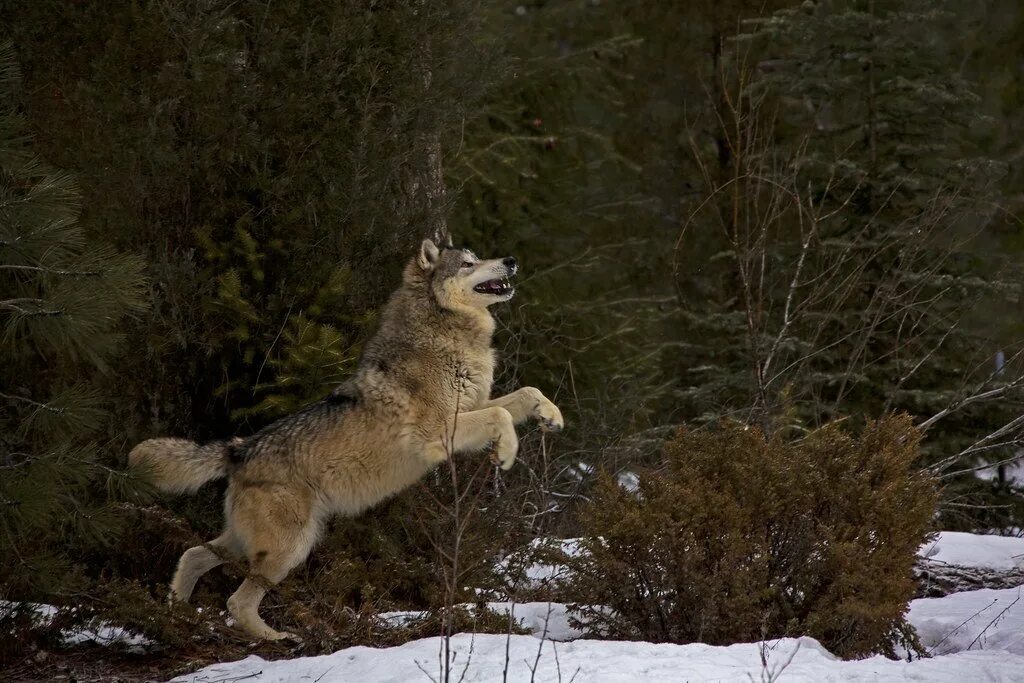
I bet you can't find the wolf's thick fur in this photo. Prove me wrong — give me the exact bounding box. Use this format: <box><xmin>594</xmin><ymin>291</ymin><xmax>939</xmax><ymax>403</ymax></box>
<box><xmin>128</xmin><ymin>438</ymin><xmax>230</xmax><ymax>493</ymax></box>
<box><xmin>129</xmin><ymin>239</ymin><xmax>563</xmax><ymax>641</ymax></box>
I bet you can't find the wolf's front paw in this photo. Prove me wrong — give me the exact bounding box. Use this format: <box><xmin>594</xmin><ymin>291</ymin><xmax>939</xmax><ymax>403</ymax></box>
<box><xmin>535</xmin><ymin>399</ymin><xmax>564</xmax><ymax>433</ymax></box>
<box><xmin>488</xmin><ymin>432</ymin><xmax>519</xmax><ymax>470</ymax></box>
<box><xmin>486</xmin><ymin>414</ymin><xmax>519</xmax><ymax>470</ymax></box>
<box><xmin>483</xmin><ymin>407</ymin><xmax>519</xmax><ymax>470</ymax></box>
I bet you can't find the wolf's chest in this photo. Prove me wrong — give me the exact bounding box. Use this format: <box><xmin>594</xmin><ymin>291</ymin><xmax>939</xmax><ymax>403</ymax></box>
<box><xmin>452</xmin><ymin>352</ymin><xmax>494</xmax><ymax>411</ymax></box>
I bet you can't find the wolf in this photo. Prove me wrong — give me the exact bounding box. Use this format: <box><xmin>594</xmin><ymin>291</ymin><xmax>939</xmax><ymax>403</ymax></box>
<box><xmin>129</xmin><ymin>239</ymin><xmax>563</xmax><ymax>641</ymax></box>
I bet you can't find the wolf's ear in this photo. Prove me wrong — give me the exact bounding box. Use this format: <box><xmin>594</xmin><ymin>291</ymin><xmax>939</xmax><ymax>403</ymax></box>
<box><xmin>418</xmin><ymin>238</ymin><xmax>441</xmax><ymax>271</ymax></box>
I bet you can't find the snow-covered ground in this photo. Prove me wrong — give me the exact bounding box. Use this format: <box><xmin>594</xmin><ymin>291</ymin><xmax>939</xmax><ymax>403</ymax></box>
<box><xmin>173</xmin><ymin>634</ymin><xmax>1024</xmax><ymax>682</ymax></box>
<box><xmin>11</xmin><ymin>531</ymin><xmax>1020</xmax><ymax>679</ymax></box>
<box><xmin>920</xmin><ymin>531</ymin><xmax>1024</xmax><ymax>570</ymax></box>
<box><xmin>169</xmin><ymin>531</ymin><xmax>1024</xmax><ymax>683</ymax></box>
<box><xmin>172</xmin><ymin>589</ymin><xmax>1024</xmax><ymax>679</ymax></box>
<box><xmin>910</xmin><ymin>587</ymin><xmax>1024</xmax><ymax>656</ymax></box>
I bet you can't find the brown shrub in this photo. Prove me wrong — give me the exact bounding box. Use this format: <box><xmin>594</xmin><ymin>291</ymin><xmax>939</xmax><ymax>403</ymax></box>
<box><xmin>566</xmin><ymin>414</ymin><xmax>937</xmax><ymax>659</ymax></box>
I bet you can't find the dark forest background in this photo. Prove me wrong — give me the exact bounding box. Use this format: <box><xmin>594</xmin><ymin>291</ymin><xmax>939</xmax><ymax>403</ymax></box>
<box><xmin>5</xmin><ymin>0</ymin><xmax>1024</xmax><ymax>672</ymax></box>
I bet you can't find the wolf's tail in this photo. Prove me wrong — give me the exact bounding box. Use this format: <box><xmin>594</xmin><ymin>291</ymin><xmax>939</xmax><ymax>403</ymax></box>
<box><xmin>128</xmin><ymin>438</ymin><xmax>230</xmax><ymax>494</ymax></box>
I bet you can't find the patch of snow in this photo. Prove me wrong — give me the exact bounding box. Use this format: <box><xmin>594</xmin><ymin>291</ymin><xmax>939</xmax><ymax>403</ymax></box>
<box><xmin>0</xmin><ymin>601</ymin><xmax>152</xmax><ymax>652</ymax></box>
<box><xmin>62</xmin><ymin>623</ymin><xmax>152</xmax><ymax>652</ymax></box>
<box><xmin>616</xmin><ymin>470</ymin><xmax>639</xmax><ymax>493</ymax></box>
<box><xmin>497</xmin><ymin>537</ymin><xmax>584</xmax><ymax>588</ymax></box>
<box><xmin>377</xmin><ymin>609</ymin><xmax>427</xmax><ymax>629</ymax></box>
<box><xmin>171</xmin><ymin>634</ymin><xmax>1024</xmax><ymax>683</ymax></box>
<box><xmin>975</xmin><ymin>459</ymin><xmax>1024</xmax><ymax>485</ymax></box>
<box><xmin>920</xmin><ymin>532</ymin><xmax>1024</xmax><ymax>571</ymax></box>
<box><xmin>566</xmin><ymin>463</ymin><xmax>639</xmax><ymax>494</ymax></box>
<box><xmin>568</xmin><ymin>461</ymin><xmax>594</xmax><ymax>482</ymax></box>
<box><xmin>908</xmin><ymin>587</ymin><xmax>1024</xmax><ymax>656</ymax></box>
<box><xmin>503</xmin><ymin>530</ymin><xmax>1024</xmax><ymax>595</ymax></box>
<box><xmin>379</xmin><ymin>602</ymin><xmax>583</xmax><ymax>641</ymax></box>
<box><xmin>486</xmin><ymin>602</ymin><xmax>582</xmax><ymax>641</ymax></box>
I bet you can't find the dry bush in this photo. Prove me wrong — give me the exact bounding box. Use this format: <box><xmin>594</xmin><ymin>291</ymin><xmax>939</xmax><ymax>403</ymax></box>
<box><xmin>567</xmin><ymin>414</ymin><xmax>937</xmax><ymax>659</ymax></box>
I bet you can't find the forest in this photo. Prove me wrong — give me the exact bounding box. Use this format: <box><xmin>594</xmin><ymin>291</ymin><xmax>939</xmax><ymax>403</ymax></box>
<box><xmin>4</xmin><ymin>1</ymin><xmax>1024</xmax><ymax>681</ymax></box>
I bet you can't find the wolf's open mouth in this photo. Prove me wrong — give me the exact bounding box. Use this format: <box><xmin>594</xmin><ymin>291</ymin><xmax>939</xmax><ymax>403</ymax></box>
<box><xmin>474</xmin><ymin>278</ymin><xmax>514</xmax><ymax>296</ymax></box>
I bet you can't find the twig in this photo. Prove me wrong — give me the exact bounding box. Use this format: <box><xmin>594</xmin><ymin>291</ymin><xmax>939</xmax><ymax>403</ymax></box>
<box><xmin>965</xmin><ymin>593</ymin><xmax>1020</xmax><ymax>651</ymax></box>
<box><xmin>927</xmin><ymin>598</ymin><xmax>997</xmax><ymax>654</ymax></box>
<box><xmin>527</xmin><ymin>603</ymin><xmax>555</xmax><ymax>683</ymax></box>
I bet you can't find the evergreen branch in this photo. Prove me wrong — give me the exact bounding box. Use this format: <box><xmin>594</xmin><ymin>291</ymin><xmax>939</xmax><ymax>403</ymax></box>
<box><xmin>0</xmin><ymin>264</ymin><xmax>100</xmax><ymax>276</ymax></box>
<box><xmin>0</xmin><ymin>391</ymin><xmax>66</xmax><ymax>415</ymax></box>
<box><xmin>464</xmin><ymin>134</ymin><xmax>559</xmax><ymax>160</ymax></box>
<box><xmin>0</xmin><ymin>453</ymin><xmax>42</xmax><ymax>470</ymax></box>
<box><xmin>0</xmin><ymin>299</ymin><xmax>63</xmax><ymax>316</ymax></box>
<box><xmin>0</xmin><ymin>515</ymin><xmax>28</xmax><ymax>567</ymax></box>
<box><xmin>64</xmin><ymin>454</ymin><xmax>129</xmax><ymax>480</ymax></box>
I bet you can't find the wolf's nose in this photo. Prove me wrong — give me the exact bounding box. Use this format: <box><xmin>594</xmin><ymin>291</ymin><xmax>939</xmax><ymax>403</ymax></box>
<box><xmin>503</xmin><ymin>257</ymin><xmax>518</xmax><ymax>273</ymax></box>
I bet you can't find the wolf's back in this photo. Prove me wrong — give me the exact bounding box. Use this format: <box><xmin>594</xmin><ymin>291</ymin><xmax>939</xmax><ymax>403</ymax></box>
<box><xmin>128</xmin><ymin>438</ymin><xmax>229</xmax><ymax>494</ymax></box>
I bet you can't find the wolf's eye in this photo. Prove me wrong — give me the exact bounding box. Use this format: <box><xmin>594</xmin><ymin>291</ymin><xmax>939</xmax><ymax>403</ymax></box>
<box><xmin>462</xmin><ymin>261</ymin><xmax>474</xmax><ymax>268</ymax></box>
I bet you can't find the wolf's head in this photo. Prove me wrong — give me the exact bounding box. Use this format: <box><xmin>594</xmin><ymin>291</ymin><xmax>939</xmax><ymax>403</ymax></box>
<box><xmin>409</xmin><ymin>238</ymin><xmax>518</xmax><ymax>313</ymax></box>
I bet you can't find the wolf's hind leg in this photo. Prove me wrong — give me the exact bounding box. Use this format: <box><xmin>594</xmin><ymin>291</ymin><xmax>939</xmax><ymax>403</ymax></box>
<box><xmin>226</xmin><ymin>490</ymin><xmax>318</xmax><ymax>641</ymax></box>
<box><xmin>226</xmin><ymin>543</ymin><xmax>310</xmax><ymax>641</ymax></box>
<box><xmin>170</xmin><ymin>532</ymin><xmax>237</xmax><ymax>604</ymax></box>
<box><xmin>227</xmin><ymin>577</ymin><xmax>295</xmax><ymax>641</ymax></box>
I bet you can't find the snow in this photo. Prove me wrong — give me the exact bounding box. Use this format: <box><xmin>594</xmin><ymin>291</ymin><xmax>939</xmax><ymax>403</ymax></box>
<box><xmin>975</xmin><ymin>459</ymin><xmax>1024</xmax><ymax>486</ymax></box>
<box><xmin>909</xmin><ymin>587</ymin><xmax>1024</xmax><ymax>656</ymax></box>
<box><xmin>567</xmin><ymin>463</ymin><xmax>639</xmax><ymax>495</ymax></box>
<box><xmin>505</xmin><ymin>531</ymin><xmax>1024</xmax><ymax>589</ymax></box>
<box><xmin>384</xmin><ymin>588</ymin><xmax>1024</xmax><ymax>659</ymax></box>
<box><xmin>170</xmin><ymin>530</ymin><xmax>1024</xmax><ymax>682</ymax></box>
<box><xmin>504</xmin><ymin>531</ymin><xmax>1024</xmax><ymax>589</ymax></box>
<box><xmin>920</xmin><ymin>531</ymin><xmax>1024</xmax><ymax>570</ymax></box>
<box><xmin>171</xmin><ymin>634</ymin><xmax>1024</xmax><ymax>683</ymax></box>
<box><xmin>616</xmin><ymin>470</ymin><xmax>640</xmax><ymax>493</ymax></box>
<box><xmin>9</xmin><ymin>530</ymin><xmax>1021</xmax><ymax>680</ymax></box>
<box><xmin>484</xmin><ymin>601</ymin><xmax>580</xmax><ymax>641</ymax></box>
<box><xmin>497</xmin><ymin>537</ymin><xmax>584</xmax><ymax>588</ymax></box>
<box><xmin>0</xmin><ymin>602</ymin><xmax>152</xmax><ymax>652</ymax></box>
<box><xmin>377</xmin><ymin>609</ymin><xmax>426</xmax><ymax>629</ymax></box>
<box><xmin>381</xmin><ymin>602</ymin><xmax>582</xmax><ymax>641</ymax></box>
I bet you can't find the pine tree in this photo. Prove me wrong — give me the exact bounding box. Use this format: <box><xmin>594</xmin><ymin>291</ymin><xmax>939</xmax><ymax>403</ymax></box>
<box><xmin>0</xmin><ymin>42</ymin><xmax>146</xmax><ymax>601</ymax></box>
<box><xmin>750</xmin><ymin>0</ymin><xmax>1015</xmax><ymax>430</ymax></box>
<box><xmin>672</xmin><ymin>0</ymin><xmax>1024</xmax><ymax>526</ymax></box>
<box><xmin>3</xmin><ymin>0</ymin><xmax>503</xmax><ymax>442</ymax></box>
<box><xmin>450</xmin><ymin>1</ymin><xmax>798</xmax><ymax>452</ymax></box>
